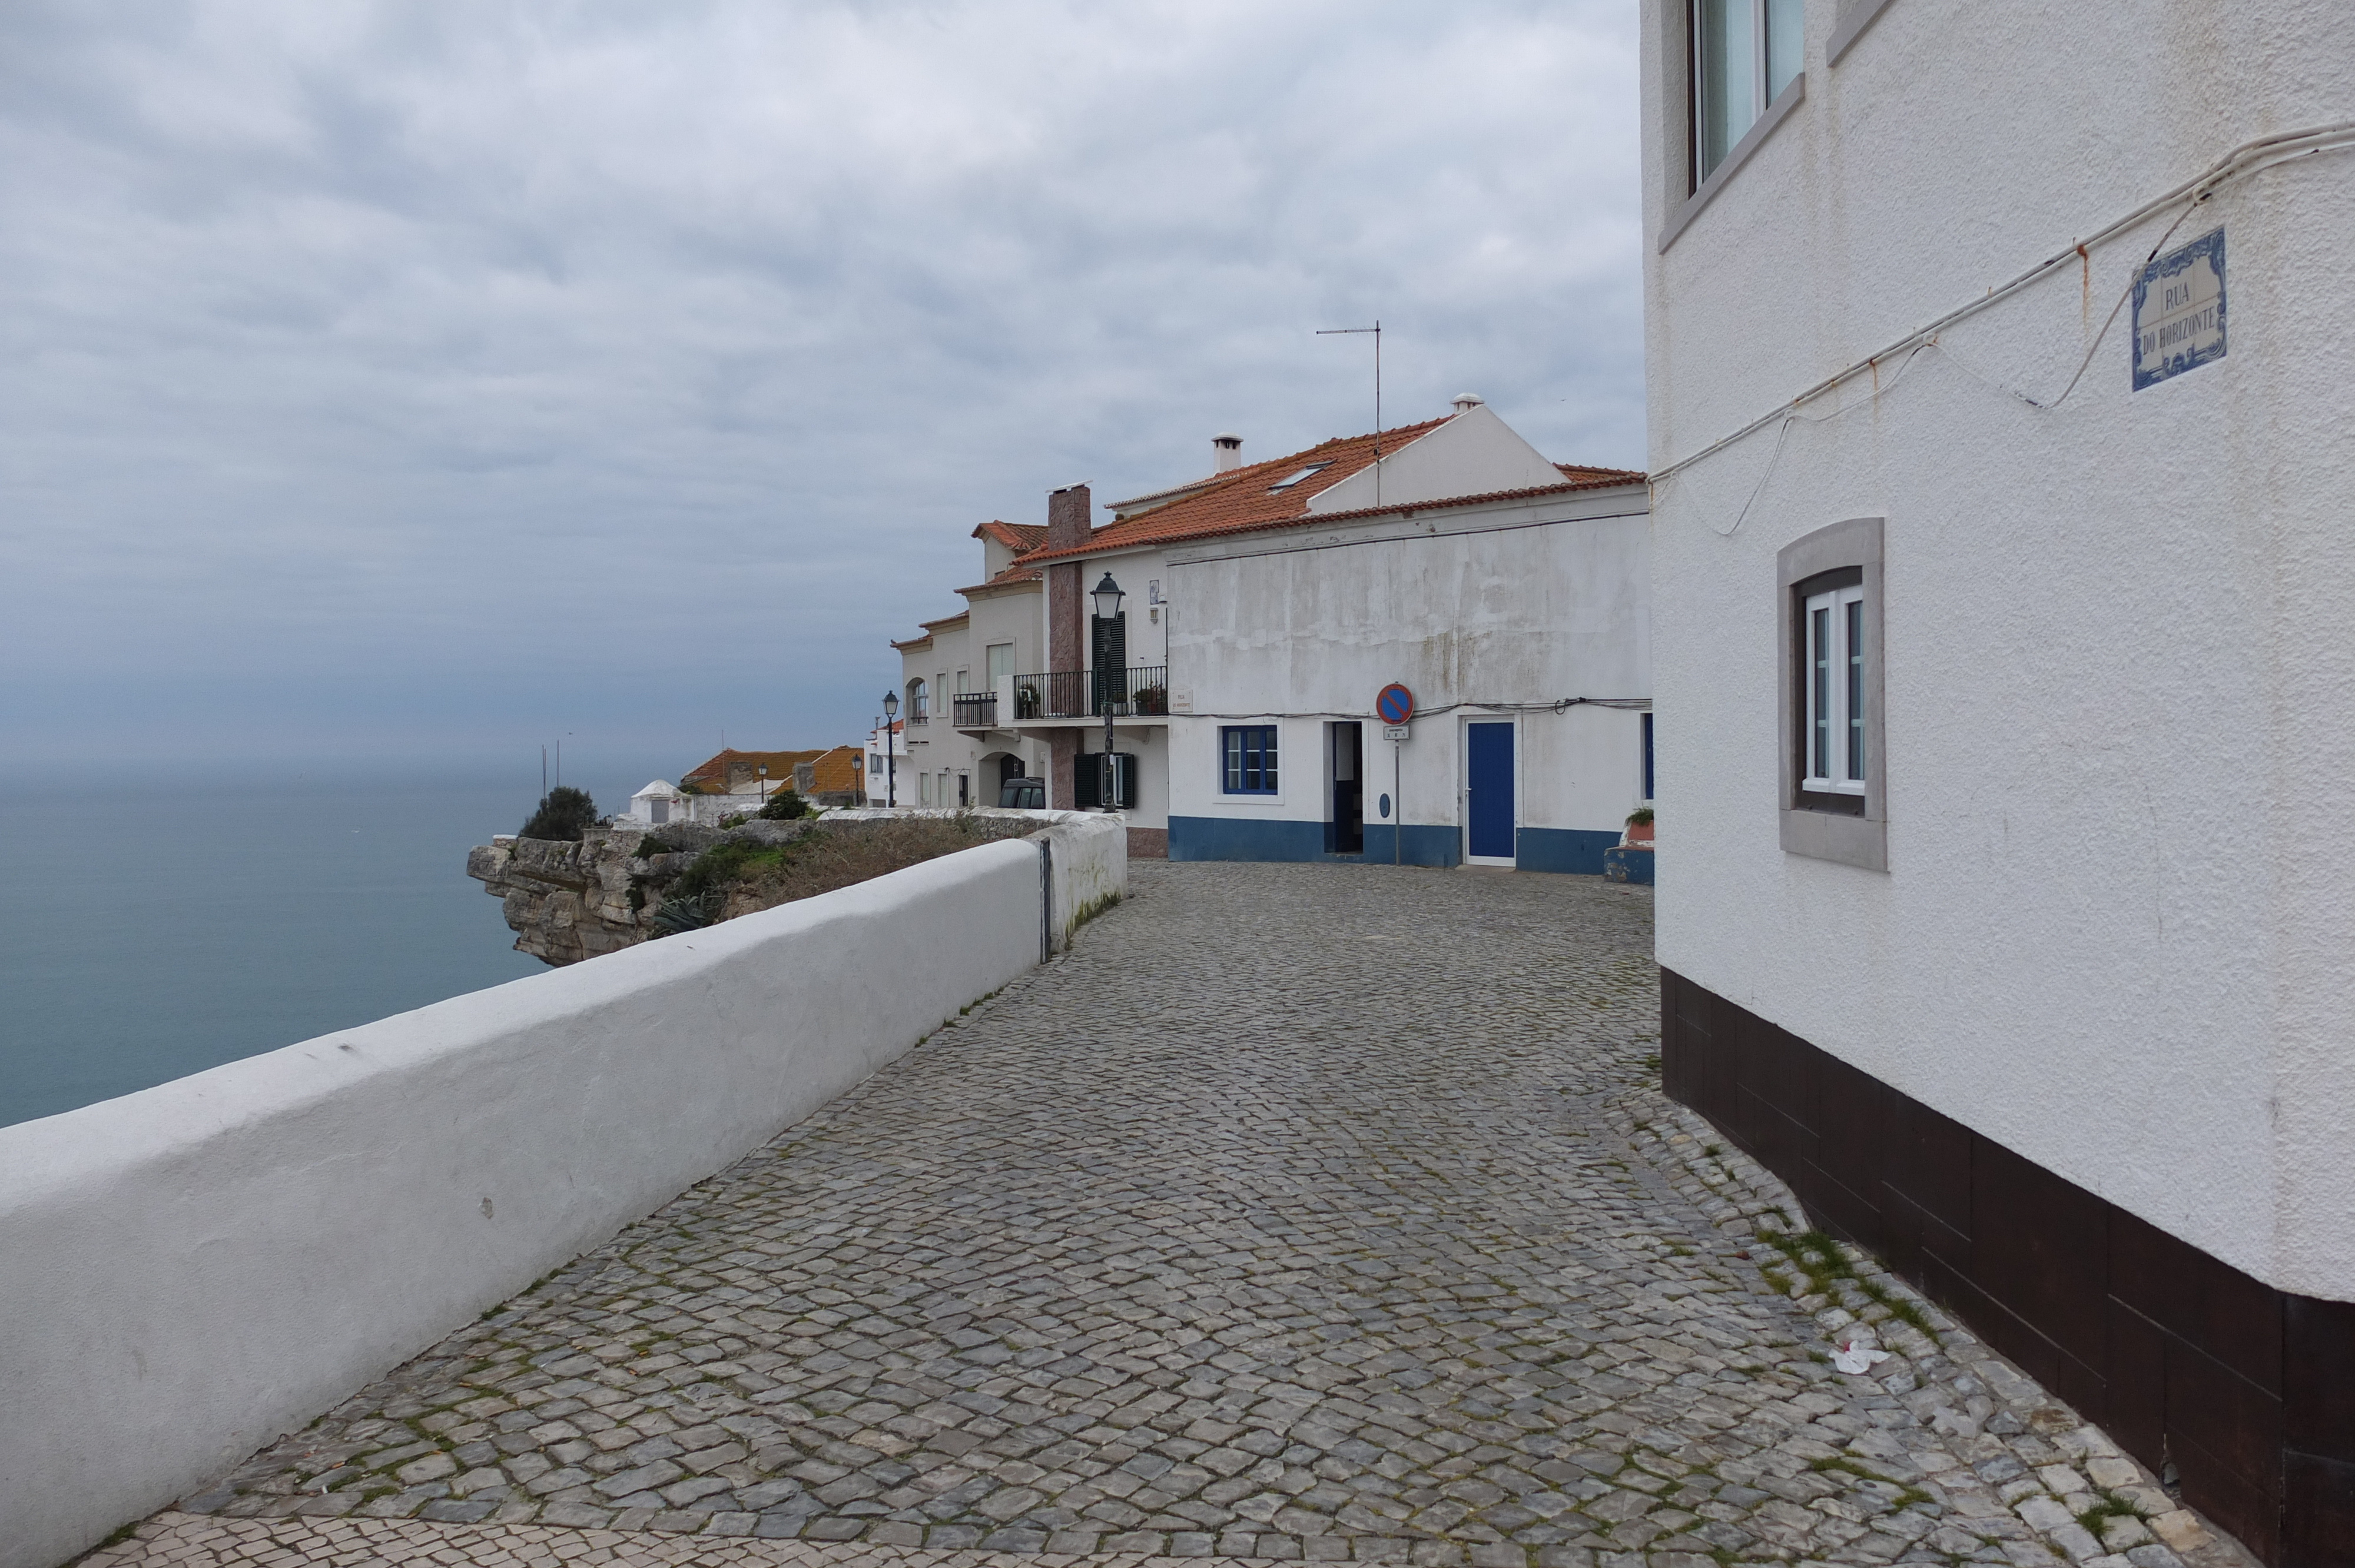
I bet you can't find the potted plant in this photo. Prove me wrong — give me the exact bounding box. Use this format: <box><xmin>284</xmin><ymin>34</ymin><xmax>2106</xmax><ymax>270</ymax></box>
<box><xmin>1625</xmin><ymin>806</ymin><xmax>1655</xmax><ymax>844</ymax></box>
<box><xmin>1133</xmin><ymin>684</ymin><xmax>1169</xmax><ymax>715</ymax></box>
<box><xmin>1016</xmin><ymin>683</ymin><xmax>1041</xmax><ymax>719</ymax></box>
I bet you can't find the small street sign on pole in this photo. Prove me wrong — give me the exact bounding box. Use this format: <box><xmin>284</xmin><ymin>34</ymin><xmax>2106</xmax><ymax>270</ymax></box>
<box><xmin>1376</xmin><ymin>684</ymin><xmax>1414</xmax><ymax>865</ymax></box>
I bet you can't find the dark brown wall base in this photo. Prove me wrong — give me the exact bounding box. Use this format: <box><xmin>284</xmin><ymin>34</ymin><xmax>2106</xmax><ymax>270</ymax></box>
<box><xmin>1661</xmin><ymin>968</ymin><xmax>2355</xmax><ymax>1567</ymax></box>
<box><xmin>1125</xmin><ymin>826</ymin><xmax>1168</xmax><ymax>859</ymax></box>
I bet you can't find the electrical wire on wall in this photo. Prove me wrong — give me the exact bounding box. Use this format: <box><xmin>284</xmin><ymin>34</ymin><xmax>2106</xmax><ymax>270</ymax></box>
<box><xmin>1652</xmin><ymin>119</ymin><xmax>2355</xmax><ymax>531</ymax></box>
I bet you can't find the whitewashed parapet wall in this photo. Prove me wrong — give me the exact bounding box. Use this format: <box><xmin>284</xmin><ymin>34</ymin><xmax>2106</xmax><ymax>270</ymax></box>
<box><xmin>0</xmin><ymin>814</ymin><xmax>1123</xmax><ymax>1568</ymax></box>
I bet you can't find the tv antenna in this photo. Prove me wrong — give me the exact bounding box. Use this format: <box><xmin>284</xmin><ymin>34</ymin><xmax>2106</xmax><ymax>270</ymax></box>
<box><xmin>1316</xmin><ymin>321</ymin><xmax>1382</xmax><ymax>506</ymax></box>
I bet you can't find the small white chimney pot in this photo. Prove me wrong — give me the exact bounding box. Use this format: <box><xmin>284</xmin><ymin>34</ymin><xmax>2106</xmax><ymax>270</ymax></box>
<box><xmin>1451</xmin><ymin>393</ymin><xmax>1485</xmax><ymax>415</ymax></box>
<box><xmin>1213</xmin><ymin>433</ymin><xmax>1243</xmax><ymax>472</ymax></box>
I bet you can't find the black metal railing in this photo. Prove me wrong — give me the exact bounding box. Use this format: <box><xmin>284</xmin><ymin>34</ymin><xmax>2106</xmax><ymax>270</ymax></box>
<box><xmin>950</xmin><ymin>692</ymin><xmax>997</xmax><ymax>728</ymax></box>
<box><xmin>1010</xmin><ymin>665</ymin><xmax>1169</xmax><ymax>720</ymax></box>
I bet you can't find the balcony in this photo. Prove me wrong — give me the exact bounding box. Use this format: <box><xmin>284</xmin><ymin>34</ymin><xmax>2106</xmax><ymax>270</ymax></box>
<box><xmin>953</xmin><ymin>666</ymin><xmax>1170</xmax><ymax>729</ymax></box>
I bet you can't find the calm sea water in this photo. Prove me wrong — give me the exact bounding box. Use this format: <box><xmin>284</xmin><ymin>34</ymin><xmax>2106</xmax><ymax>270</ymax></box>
<box><xmin>0</xmin><ymin>778</ymin><xmax>549</xmax><ymax>1129</ymax></box>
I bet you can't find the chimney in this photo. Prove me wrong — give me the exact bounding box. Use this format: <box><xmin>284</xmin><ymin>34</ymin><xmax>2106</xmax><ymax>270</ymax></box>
<box><xmin>1213</xmin><ymin>433</ymin><xmax>1243</xmax><ymax>472</ymax></box>
<box><xmin>1046</xmin><ymin>483</ymin><xmax>1090</xmax><ymax>552</ymax></box>
<box><xmin>1451</xmin><ymin>393</ymin><xmax>1485</xmax><ymax>416</ymax></box>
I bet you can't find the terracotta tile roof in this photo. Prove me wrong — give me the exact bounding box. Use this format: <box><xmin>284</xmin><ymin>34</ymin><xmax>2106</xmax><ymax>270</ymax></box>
<box><xmin>972</xmin><ymin>520</ymin><xmax>1046</xmax><ymax>551</ymax></box>
<box><xmin>1014</xmin><ymin>422</ymin><xmax>1641</xmax><ymax>565</ymax></box>
<box><xmin>804</xmin><ymin>745</ymin><xmax>865</xmax><ymax>795</ymax></box>
<box><xmin>680</xmin><ymin>748</ymin><xmax>825</xmax><ymax>791</ymax></box>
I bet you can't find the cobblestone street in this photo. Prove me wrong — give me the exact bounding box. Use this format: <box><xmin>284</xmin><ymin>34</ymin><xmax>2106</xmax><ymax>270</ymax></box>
<box><xmin>111</xmin><ymin>863</ymin><xmax>2242</xmax><ymax>1568</ymax></box>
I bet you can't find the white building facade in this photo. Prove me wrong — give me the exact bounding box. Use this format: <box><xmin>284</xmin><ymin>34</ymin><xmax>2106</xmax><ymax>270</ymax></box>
<box><xmin>1164</xmin><ymin>458</ymin><xmax>1651</xmax><ymax>871</ymax></box>
<box><xmin>1640</xmin><ymin>1</ymin><xmax>2353</xmax><ymax>1559</ymax></box>
<box><xmin>894</xmin><ymin>401</ymin><xmax>1650</xmax><ymax>867</ymax></box>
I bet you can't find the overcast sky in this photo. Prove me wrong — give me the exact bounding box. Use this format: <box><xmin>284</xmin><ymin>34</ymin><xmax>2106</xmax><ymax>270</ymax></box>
<box><xmin>0</xmin><ymin>0</ymin><xmax>1641</xmax><ymax>796</ymax></box>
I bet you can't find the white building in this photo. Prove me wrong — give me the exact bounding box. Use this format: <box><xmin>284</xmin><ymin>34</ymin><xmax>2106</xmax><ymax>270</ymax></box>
<box><xmin>1638</xmin><ymin>2</ymin><xmax>2352</xmax><ymax>1559</ymax></box>
<box><xmin>892</xmin><ymin>400</ymin><xmax>1649</xmax><ymax>867</ymax></box>
<box><xmin>1163</xmin><ymin>400</ymin><xmax>1651</xmax><ymax>869</ymax></box>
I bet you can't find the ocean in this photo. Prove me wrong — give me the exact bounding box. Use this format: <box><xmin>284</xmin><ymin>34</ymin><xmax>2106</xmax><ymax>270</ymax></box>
<box><xmin>0</xmin><ymin>777</ymin><xmax>556</xmax><ymax>1130</ymax></box>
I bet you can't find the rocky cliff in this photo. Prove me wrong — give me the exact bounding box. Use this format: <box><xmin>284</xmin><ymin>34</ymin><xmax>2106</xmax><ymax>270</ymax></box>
<box><xmin>466</xmin><ymin>819</ymin><xmax>815</xmax><ymax>966</ymax></box>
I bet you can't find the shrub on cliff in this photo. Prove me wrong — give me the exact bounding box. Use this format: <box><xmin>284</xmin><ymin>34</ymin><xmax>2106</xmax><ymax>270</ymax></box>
<box><xmin>519</xmin><ymin>786</ymin><xmax>598</xmax><ymax>842</ymax></box>
<box><xmin>759</xmin><ymin>789</ymin><xmax>809</xmax><ymax>820</ymax></box>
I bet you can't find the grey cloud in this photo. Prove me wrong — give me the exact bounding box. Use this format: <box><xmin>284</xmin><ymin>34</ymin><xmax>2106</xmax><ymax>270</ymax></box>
<box><xmin>0</xmin><ymin>0</ymin><xmax>1641</xmax><ymax>775</ymax></box>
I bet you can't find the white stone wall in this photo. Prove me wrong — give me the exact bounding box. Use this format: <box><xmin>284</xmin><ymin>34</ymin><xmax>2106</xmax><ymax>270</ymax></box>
<box><xmin>1165</xmin><ymin>490</ymin><xmax>1652</xmax><ymax>858</ymax></box>
<box><xmin>1639</xmin><ymin>0</ymin><xmax>2355</xmax><ymax>1297</ymax></box>
<box><xmin>0</xmin><ymin>817</ymin><xmax>1125</xmax><ymax>1568</ymax></box>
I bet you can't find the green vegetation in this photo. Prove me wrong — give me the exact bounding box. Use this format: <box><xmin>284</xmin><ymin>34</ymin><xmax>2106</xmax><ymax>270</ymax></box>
<box><xmin>1627</xmin><ymin>806</ymin><xmax>1655</xmax><ymax>826</ymax></box>
<box><xmin>519</xmin><ymin>786</ymin><xmax>598</xmax><ymax>842</ymax></box>
<box><xmin>1756</xmin><ymin>1227</ymin><xmax>1943</xmax><ymax>1348</ymax></box>
<box><xmin>644</xmin><ymin>813</ymin><xmax>1035</xmax><ymax>940</ymax></box>
<box><xmin>1809</xmin><ymin>1454</ymin><xmax>1933</xmax><ymax>1510</ymax></box>
<box><xmin>759</xmin><ymin>788</ymin><xmax>810</xmax><ymax>819</ymax></box>
<box><xmin>2075</xmin><ymin>1489</ymin><xmax>2151</xmax><ymax>1540</ymax></box>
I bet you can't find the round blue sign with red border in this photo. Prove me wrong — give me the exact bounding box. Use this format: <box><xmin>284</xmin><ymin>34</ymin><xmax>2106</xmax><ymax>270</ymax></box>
<box><xmin>1376</xmin><ymin>683</ymin><xmax>1414</xmax><ymax>725</ymax></box>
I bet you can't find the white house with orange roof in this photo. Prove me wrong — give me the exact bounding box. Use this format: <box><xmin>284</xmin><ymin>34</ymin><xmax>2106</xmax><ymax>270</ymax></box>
<box><xmin>891</xmin><ymin>394</ymin><xmax>1651</xmax><ymax>871</ymax></box>
<box><xmin>1150</xmin><ymin>396</ymin><xmax>1651</xmax><ymax>868</ymax></box>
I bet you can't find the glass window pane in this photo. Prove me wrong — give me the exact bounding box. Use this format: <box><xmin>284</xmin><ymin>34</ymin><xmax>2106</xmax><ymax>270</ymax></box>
<box><xmin>1846</xmin><ymin>598</ymin><xmax>1865</xmax><ymax>782</ymax></box>
<box><xmin>1694</xmin><ymin>0</ymin><xmax>1756</xmax><ymax>181</ymax></box>
<box><xmin>1765</xmin><ymin>0</ymin><xmax>1803</xmax><ymax>102</ymax></box>
<box><xmin>1810</xmin><ymin>604</ymin><xmax>1830</xmax><ymax>778</ymax></box>
<box><xmin>1263</xmin><ymin>729</ymin><xmax>1278</xmax><ymax>792</ymax></box>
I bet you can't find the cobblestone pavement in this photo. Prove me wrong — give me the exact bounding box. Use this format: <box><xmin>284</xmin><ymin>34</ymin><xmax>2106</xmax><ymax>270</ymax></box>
<box><xmin>140</xmin><ymin>863</ymin><xmax>2250</xmax><ymax>1568</ymax></box>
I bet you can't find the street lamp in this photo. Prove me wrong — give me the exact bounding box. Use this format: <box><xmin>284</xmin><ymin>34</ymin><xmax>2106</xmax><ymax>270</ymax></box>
<box><xmin>1090</xmin><ymin>573</ymin><xmax>1125</xmax><ymax>810</ymax></box>
<box><xmin>881</xmin><ymin>689</ymin><xmax>900</xmax><ymax>808</ymax></box>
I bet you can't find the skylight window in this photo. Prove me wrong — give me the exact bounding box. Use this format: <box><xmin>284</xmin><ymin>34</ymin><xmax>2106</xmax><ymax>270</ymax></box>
<box><xmin>1267</xmin><ymin>462</ymin><xmax>1332</xmax><ymax>492</ymax></box>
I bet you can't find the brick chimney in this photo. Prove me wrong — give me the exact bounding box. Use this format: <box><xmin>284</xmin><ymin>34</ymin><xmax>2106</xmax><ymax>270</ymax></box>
<box><xmin>1046</xmin><ymin>482</ymin><xmax>1089</xmax><ymax>691</ymax></box>
<box><xmin>1044</xmin><ymin>483</ymin><xmax>1091</xmax><ymax>810</ymax></box>
<box><xmin>1046</xmin><ymin>483</ymin><xmax>1090</xmax><ymax>553</ymax></box>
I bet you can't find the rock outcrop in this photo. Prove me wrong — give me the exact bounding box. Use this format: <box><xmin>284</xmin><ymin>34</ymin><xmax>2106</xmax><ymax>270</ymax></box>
<box><xmin>466</xmin><ymin>819</ymin><xmax>816</xmax><ymax>966</ymax></box>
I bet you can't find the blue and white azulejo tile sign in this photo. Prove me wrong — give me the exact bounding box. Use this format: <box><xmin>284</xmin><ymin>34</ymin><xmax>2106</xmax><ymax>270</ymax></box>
<box><xmin>2132</xmin><ymin>228</ymin><xmax>2225</xmax><ymax>391</ymax></box>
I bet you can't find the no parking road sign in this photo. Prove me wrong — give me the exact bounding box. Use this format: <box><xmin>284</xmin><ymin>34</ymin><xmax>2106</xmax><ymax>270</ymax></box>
<box><xmin>1376</xmin><ymin>683</ymin><xmax>1414</xmax><ymax>727</ymax></box>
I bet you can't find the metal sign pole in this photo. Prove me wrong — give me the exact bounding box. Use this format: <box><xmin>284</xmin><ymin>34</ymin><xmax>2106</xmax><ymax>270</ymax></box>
<box><xmin>1393</xmin><ymin>739</ymin><xmax>1402</xmax><ymax>866</ymax></box>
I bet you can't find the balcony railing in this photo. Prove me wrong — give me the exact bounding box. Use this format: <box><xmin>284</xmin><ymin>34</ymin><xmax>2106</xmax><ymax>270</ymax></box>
<box><xmin>1006</xmin><ymin>666</ymin><xmax>1170</xmax><ymax>722</ymax></box>
<box><xmin>950</xmin><ymin>692</ymin><xmax>997</xmax><ymax>729</ymax></box>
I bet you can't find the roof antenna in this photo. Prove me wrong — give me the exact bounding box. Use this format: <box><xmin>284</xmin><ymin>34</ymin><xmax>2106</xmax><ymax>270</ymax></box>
<box><xmin>1315</xmin><ymin>320</ymin><xmax>1382</xmax><ymax>506</ymax></box>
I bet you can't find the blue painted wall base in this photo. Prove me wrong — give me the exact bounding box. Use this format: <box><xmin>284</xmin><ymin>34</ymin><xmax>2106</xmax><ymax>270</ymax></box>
<box><xmin>1601</xmin><ymin>844</ymin><xmax>1655</xmax><ymax>884</ymax></box>
<box><xmin>1169</xmin><ymin>816</ymin><xmax>1459</xmax><ymax>868</ymax></box>
<box><xmin>1516</xmin><ymin>828</ymin><xmax>1623</xmax><ymax>876</ymax></box>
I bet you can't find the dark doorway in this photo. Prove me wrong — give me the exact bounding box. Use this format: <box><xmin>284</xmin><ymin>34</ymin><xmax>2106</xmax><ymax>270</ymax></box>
<box><xmin>999</xmin><ymin>755</ymin><xmax>1026</xmax><ymax>788</ymax></box>
<box><xmin>1330</xmin><ymin>722</ymin><xmax>1364</xmax><ymax>853</ymax></box>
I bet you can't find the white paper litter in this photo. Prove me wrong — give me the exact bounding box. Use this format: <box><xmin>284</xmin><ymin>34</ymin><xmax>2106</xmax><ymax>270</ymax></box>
<box><xmin>1832</xmin><ymin>1337</ymin><xmax>1892</xmax><ymax>1375</ymax></box>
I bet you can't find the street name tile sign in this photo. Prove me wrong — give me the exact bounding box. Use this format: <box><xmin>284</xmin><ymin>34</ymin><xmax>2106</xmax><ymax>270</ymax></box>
<box><xmin>2132</xmin><ymin>227</ymin><xmax>2226</xmax><ymax>390</ymax></box>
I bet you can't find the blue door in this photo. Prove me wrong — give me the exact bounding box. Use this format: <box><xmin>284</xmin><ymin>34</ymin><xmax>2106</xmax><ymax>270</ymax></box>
<box><xmin>1467</xmin><ymin>722</ymin><xmax>1515</xmax><ymax>861</ymax></box>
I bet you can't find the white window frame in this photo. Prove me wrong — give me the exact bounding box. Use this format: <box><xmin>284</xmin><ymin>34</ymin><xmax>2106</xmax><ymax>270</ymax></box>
<box><xmin>1802</xmin><ymin>582</ymin><xmax>1867</xmax><ymax>796</ymax></box>
<box><xmin>1692</xmin><ymin>0</ymin><xmax>1802</xmax><ymax>184</ymax></box>
<box><xmin>1777</xmin><ymin>517</ymin><xmax>1886</xmax><ymax>872</ymax></box>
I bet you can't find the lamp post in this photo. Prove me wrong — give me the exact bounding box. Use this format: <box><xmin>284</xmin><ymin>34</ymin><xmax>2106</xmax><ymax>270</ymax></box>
<box><xmin>757</xmin><ymin>763</ymin><xmax>768</xmax><ymax>801</ymax></box>
<box><xmin>1090</xmin><ymin>573</ymin><xmax>1125</xmax><ymax>809</ymax></box>
<box><xmin>880</xmin><ymin>689</ymin><xmax>900</xmax><ymax>808</ymax></box>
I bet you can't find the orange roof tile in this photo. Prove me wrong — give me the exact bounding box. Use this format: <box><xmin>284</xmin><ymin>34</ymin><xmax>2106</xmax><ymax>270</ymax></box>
<box><xmin>972</xmin><ymin>520</ymin><xmax>1046</xmax><ymax>551</ymax></box>
<box><xmin>1014</xmin><ymin>422</ymin><xmax>1641</xmax><ymax>566</ymax></box>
